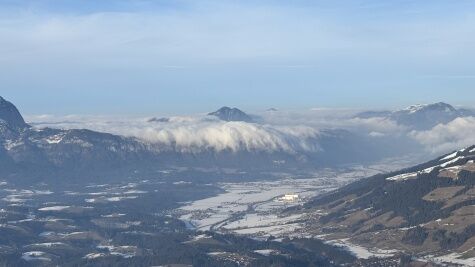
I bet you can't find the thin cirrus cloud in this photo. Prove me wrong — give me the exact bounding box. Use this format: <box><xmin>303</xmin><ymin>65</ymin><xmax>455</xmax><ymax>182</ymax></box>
<box><xmin>3</xmin><ymin>1</ymin><xmax>475</xmax><ymax>66</ymax></box>
<box><xmin>1</xmin><ymin>1</ymin><xmax>475</xmax><ymax>114</ymax></box>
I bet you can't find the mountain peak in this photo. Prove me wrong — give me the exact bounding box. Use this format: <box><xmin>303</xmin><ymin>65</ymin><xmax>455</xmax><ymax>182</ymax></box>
<box><xmin>354</xmin><ymin>102</ymin><xmax>472</xmax><ymax>130</ymax></box>
<box><xmin>208</xmin><ymin>107</ymin><xmax>253</xmax><ymax>122</ymax></box>
<box><xmin>402</xmin><ymin>102</ymin><xmax>456</xmax><ymax>114</ymax></box>
<box><xmin>0</xmin><ymin>96</ymin><xmax>29</xmax><ymax>130</ymax></box>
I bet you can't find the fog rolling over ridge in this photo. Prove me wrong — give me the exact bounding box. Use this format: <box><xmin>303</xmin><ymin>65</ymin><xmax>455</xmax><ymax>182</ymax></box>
<box><xmin>28</xmin><ymin>102</ymin><xmax>475</xmax><ymax>154</ymax></box>
<box><xmin>1</xmin><ymin>97</ymin><xmax>423</xmax><ymax>183</ymax></box>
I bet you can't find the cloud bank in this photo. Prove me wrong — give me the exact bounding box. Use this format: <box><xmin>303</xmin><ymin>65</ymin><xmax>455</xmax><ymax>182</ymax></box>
<box><xmin>27</xmin><ymin>110</ymin><xmax>475</xmax><ymax>156</ymax></box>
<box><xmin>27</xmin><ymin>114</ymin><xmax>322</xmax><ymax>153</ymax></box>
<box><xmin>126</xmin><ymin>121</ymin><xmax>322</xmax><ymax>153</ymax></box>
<box><xmin>410</xmin><ymin>117</ymin><xmax>475</xmax><ymax>154</ymax></box>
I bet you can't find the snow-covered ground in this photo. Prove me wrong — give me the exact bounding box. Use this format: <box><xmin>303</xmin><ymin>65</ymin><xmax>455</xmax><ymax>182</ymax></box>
<box><xmin>178</xmin><ymin>157</ymin><xmax>415</xmax><ymax>239</ymax></box>
<box><xmin>422</xmin><ymin>253</ymin><xmax>475</xmax><ymax>267</ymax></box>
<box><xmin>178</xmin><ymin>175</ymin><xmax>336</xmax><ymax>237</ymax></box>
<box><xmin>325</xmin><ymin>238</ymin><xmax>398</xmax><ymax>259</ymax></box>
<box><xmin>38</xmin><ymin>206</ymin><xmax>70</xmax><ymax>211</ymax></box>
<box><xmin>21</xmin><ymin>251</ymin><xmax>52</xmax><ymax>262</ymax></box>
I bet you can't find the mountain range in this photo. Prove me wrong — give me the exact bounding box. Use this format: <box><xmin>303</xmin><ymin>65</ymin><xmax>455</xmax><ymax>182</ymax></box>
<box><xmin>1</xmin><ymin>97</ymin><xmax>425</xmax><ymax>184</ymax></box>
<box><xmin>2</xmin><ymin>97</ymin><xmax>472</xmax><ymax>186</ymax></box>
<box><xmin>147</xmin><ymin>106</ymin><xmax>255</xmax><ymax>123</ymax></box>
<box><xmin>355</xmin><ymin>102</ymin><xmax>475</xmax><ymax>130</ymax></box>
<box><xmin>0</xmin><ymin>96</ymin><xmax>155</xmax><ymax>184</ymax></box>
<box><xmin>2</xmin><ymin>95</ymin><xmax>475</xmax><ymax>264</ymax></box>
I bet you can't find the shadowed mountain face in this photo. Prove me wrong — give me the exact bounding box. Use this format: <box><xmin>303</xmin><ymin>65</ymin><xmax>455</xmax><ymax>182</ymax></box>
<box><xmin>0</xmin><ymin>96</ymin><xmax>29</xmax><ymax>130</ymax></box>
<box><xmin>208</xmin><ymin>106</ymin><xmax>253</xmax><ymax>122</ymax></box>
<box><xmin>297</xmin><ymin>145</ymin><xmax>475</xmax><ymax>258</ymax></box>
<box><xmin>0</xmin><ymin>97</ymin><xmax>153</xmax><ymax>184</ymax></box>
<box><xmin>355</xmin><ymin>102</ymin><xmax>475</xmax><ymax>130</ymax></box>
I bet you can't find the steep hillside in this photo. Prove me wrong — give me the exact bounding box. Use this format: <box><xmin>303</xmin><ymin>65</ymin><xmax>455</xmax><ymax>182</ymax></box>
<box><xmin>295</xmin><ymin>145</ymin><xmax>475</xmax><ymax>263</ymax></box>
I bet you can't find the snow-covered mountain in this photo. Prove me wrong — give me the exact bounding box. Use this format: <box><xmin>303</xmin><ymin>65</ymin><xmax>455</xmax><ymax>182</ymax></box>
<box><xmin>208</xmin><ymin>106</ymin><xmax>254</xmax><ymax>122</ymax></box>
<box><xmin>0</xmin><ymin>97</ymin><xmax>153</xmax><ymax>183</ymax></box>
<box><xmin>297</xmin><ymin>145</ymin><xmax>475</xmax><ymax>264</ymax></box>
<box><xmin>355</xmin><ymin>102</ymin><xmax>475</xmax><ymax>130</ymax></box>
<box><xmin>0</xmin><ymin>97</ymin><xmax>420</xmax><ymax>184</ymax></box>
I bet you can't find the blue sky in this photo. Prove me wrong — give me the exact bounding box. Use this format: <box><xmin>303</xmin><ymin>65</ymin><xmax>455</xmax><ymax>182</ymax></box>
<box><xmin>1</xmin><ymin>0</ymin><xmax>475</xmax><ymax>115</ymax></box>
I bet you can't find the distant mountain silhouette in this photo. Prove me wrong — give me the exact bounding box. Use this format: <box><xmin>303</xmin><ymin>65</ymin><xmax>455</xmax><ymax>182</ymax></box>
<box><xmin>208</xmin><ymin>107</ymin><xmax>253</xmax><ymax>122</ymax></box>
<box><xmin>0</xmin><ymin>96</ymin><xmax>29</xmax><ymax>130</ymax></box>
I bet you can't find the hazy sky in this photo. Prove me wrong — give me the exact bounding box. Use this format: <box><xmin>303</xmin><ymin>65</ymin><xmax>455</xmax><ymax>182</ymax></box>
<box><xmin>1</xmin><ymin>0</ymin><xmax>475</xmax><ymax>115</ymax></box>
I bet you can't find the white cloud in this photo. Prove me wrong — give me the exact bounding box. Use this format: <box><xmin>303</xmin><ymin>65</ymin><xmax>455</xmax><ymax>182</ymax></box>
<box><xmin>340</xmin><ymin>117</ymin><xmax>406</xmax><ymax>135</ymax></box>
<box><xmin>23</xmin><ymin>107</ymin><xmax>412</xmax><ymax>155</ymax></box>
<box><xmin>410</xmin><ymin>117</ymin><xmax>475</xmax><ymax>154</ymax></box>
<box><xmin>27</xmin><ymin>110</ymin><xmax>475</xmax><ymax>156</ymax></box>
<box><xmin>143</xmin><ymin>122</ymin><xmax>321</xmax><ymax>153</ymax></box>
<box><xmin>28</xmin><ymin>114</ymin><xmax>322</xmax><ymax>153</ymax></box>
<box><xmin>258</xmin><ymin>110</ymin><xmax>405</xmax><ymax>135</ymax></box>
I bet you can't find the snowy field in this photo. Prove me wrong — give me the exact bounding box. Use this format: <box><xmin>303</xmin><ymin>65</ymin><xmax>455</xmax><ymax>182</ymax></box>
<box><xmin>420</xmin><ymin>253</ymin><xmax>475</xmax><ymax>267</ymax></box>
<box><xmin>325</xmin><ymin>238</ymin><xmax>399</xmax><ymax>259</ymax></box>
<box><xmin>178</xmin><ymin>156</ymin><xmax>416</xmax><ymax>239</ymax></box>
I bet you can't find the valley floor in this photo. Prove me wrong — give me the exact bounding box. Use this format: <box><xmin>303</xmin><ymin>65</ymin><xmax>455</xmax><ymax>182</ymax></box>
<box><xmin>4</xmin><ymin>153</ymin><xmax>467</xmax><ymax>266</ymax></box>
<box><xmin>176</xmin><ymin>156</ymin><xmax>419</xmax><ymax>257</ymax></box>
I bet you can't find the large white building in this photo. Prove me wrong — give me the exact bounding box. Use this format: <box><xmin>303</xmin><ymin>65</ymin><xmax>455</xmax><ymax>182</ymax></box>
<box><xmin>279</xmin><ymin>194</ymin><xmax>299</xmax><ymax>202</ymax></box>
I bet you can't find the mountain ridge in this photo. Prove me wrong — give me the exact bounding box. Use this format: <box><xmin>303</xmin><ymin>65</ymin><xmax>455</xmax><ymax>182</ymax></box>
<box><xmin>355</xmin><ymin>102</ymin><xmax>475</xmax><ymax>130</ymax></box>
<box><xmin>0</xmin><ymin>96</ymin><xmax>29</xmax><ymax>130</ymax></box>
<box><xmin>294</xmin><ymin>145</ymin><xmax>475</xmax><ymax>262</ymax></box>
<box><xmin>0</xmin><ymin>97</ymin><xmax>414</xmax><ymax>184</ymax></box>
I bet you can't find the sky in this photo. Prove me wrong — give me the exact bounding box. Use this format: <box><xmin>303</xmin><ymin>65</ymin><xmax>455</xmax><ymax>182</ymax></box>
<box><xmin>1</xmin><ymin>0</ymin><xmax>475</xmax><ymax>116</ymax></box>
